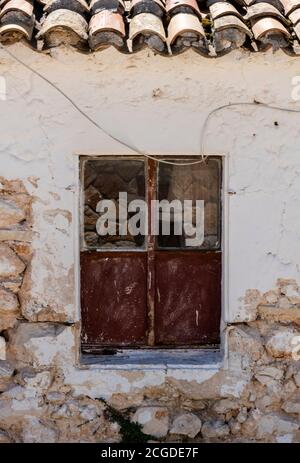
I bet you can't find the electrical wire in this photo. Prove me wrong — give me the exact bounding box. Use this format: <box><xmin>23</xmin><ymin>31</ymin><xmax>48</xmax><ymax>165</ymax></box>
<box><xmin>2</xmin><ymin>44</ymin><xmax>300</xmax><ymax>166</ymax></box>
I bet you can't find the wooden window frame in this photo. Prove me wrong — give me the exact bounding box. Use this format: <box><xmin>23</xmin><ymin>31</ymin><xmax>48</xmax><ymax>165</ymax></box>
<box><xmin>79</xmin><ymin>155</ymin><xmax>225</xmax><ymax>354</ymax></box>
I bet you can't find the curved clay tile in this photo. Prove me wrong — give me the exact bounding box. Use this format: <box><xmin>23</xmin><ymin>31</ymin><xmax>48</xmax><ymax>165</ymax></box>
<box><xmin>165</xmin><ymin>0</ymin><xmax>202</xmax><ymax>18</ymax></box>
<box><xmin>213</xmin><ymin>14</ymin><xmax>252</xmax><ymax>35</ymax></box>
<box><xmin>288</xmin><ymin>6</ymin><xmax>300</xmax><ymax>23</ymax></box>
<box><xmin>44</xmin><ymin>0</ymin><xmax>90</xmax><ymax>16</ymax></box>
<box><xmin>293</xmin><ymin>19</ymin><xmax>300</xmax><ymax>37</ymax></box>
<box><xmin>251</xmin><ymin>16</ymin><xmax>290</xmax><ymax>50</ymax></box>
<box><xmin>167</xmin><ymin>12</ymin><xmax>207</xmax><ymax>54</ymax></box>
<box><xmin>90</xmin><ymin>0</ymin><xmax>125</xmax><ymax>15</ymax></box>
<box><xmin>129</xmin><ymin>12</ymin><xmax>167</xmax><ymax>53</ymax></box>
<box><xmin>0</xmin><ymin>21</ymin><xmax>31</xmax><ymax>42</ymax></box>
<box><xmin>246</xmin><ymin>2</ymin><xmax>288</xmax><ymax>23</ymax></box>
<box><xmin>251</xmin><ymin>16</ymin><xmax>290</xmax><ymax>39</ymax></box>
<box><xmin>36</xmin><ymin>8</ymin><xmax>89</xmax><ymax>48</ymax></box>
<box><xmin>213</xmin><ymin>15</ymin><xmax>252</xmax><ymax>53</ymax></box>
<box><xmin>129</xmin><ymin>0</ymin><xmax>165</xmax><ymax>18</ymax></box>
<box><xmin>168</xmin><ymin>12</ymin><xmax>205</xmax><ymax>43</ymax></box>
<box><xmin>0</xmin><ymin>0</ymin><xmax>33</xmax><ymax>19</ymax></box>
<box><xmin>0</xmin><ymin>0</ymin><xmax>34</xmax><ymax>43</ymax></box>
<box><xmin>89</xmin><ymin>9</ymin><xmax>127</xmax><ymax>51</ymax></box>
<box><xmin>209</xmin><ymin>2</ymin><xmax>244</xmax><ymax>21</ymax></box>
<box><xmin>131</xmin><ymin>0</ymin><xmax>165</xmax><ymax>7</ymax></box>
<box><xmin>280</xmin><ymin>0</ymin><xmax>300</xmax><ymax>15</ymax></box>
<box><xmin>254</xmin><ymin>0</ymin><xmax>284</xmax><ymax>14</ymax></box>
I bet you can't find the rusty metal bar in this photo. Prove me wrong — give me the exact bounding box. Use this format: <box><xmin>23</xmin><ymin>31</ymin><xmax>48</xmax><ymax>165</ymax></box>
<box><xmin>146</xmin><ymin>158</ymin><xmax>157</xmax><ymax>346</ymax></box>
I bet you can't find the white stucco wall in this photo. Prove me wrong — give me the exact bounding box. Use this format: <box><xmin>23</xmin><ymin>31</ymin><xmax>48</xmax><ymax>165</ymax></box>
<box><xmin>1</xmin><ymin>44</ymin><xmax>300</xmax><ymax>330</ymax></box>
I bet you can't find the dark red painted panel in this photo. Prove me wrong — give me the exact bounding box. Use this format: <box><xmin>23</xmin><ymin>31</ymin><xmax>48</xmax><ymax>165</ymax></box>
<box><xmin>81</xmin><ymin>252</ymin><xmax>148</xmax><ymax>349</ymax></box>
<box><xmin>154</xmin><ymin>251</ymin><xmax>221</xmax><ymax>345</ymax></box>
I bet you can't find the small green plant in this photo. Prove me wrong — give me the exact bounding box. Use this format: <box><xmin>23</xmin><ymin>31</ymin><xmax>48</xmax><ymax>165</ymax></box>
<box><xmin>101</xmin><ymin>399</ymin><xmax>155</xmax><ymax>443</ymax></box>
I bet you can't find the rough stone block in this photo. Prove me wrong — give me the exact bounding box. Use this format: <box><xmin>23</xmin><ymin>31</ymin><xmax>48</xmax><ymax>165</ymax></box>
<box><xmin>0</xmin><ymin>198</ymin><xmax>26</xmax><ymax>227</ymax></box>
<box><xmin>201</xmin><ymin>420</ymin><xmax>230</xmax><ymax>439</ymax></box>
<box><xmin>212</xmin><ymin>398</ymin><xmax>240</xmax><ymax>415</ymax></box>
<box><xmin>168</xmin><ymin>368</ymin><xmax>250</xmax><ymax>401</ymax></box>
<box><xmin>8</xmin><ymin>322</ymin><xmax>75</xmax><ymax>368</ymax></box>
<box><xmin>0</xmin><ymin>178</ymin><xmax>27</xmax><ymax>194</ymax></box>
<box><xmin>0</xmin><ymin>284</ymin><xmax>20</xmax><ymax>337</ymax></box>
<box><xmin>277</xmin><ymin>279</ymin><xmax>300</xmax><ymax>304</ymax></box>
<box><xmin>0</xmin><ymin>337</ymin><xmax>6</xmax><ymax>360</ymax></box>
<box><xmin>0</xmin><ymin>385</ymin><xmax>43</xmax><ymax>424</ymax></box>
<box><xmin>228</xmin><ymin>326</ymin><xmax>264</xmax><ymax>362</ymax></box>
<box><xmin>237</xmin><ymin>289</ymin><xmax>263</xmax><ymax>322</ymax></box>
<box><xmin>282</xmin><ymin>398</ymin><xmax>300</xmax><ymax>415</ymax></box>
<box><xmin>256</xmin><ymin>413</ymin><xmax>299</xmax><ymax>440</ymax></box>
<box><xmin>294</xmin><ymin>370</ymin><xmax>300</xmax><ymax>388</ymax></box>
<box><xmin>0</xmin><ymin>288</ymin><xmax>20</xmax><ymax>315</ymax></box>
<box><xmin>1</xmin><ymin>277</ymin><xmax>23</xmax><ymax>294</ymax></box>
<box><xmin>0</xmin><ymin>244</ymin><xmax>26</xmax><ymax>278</ymax></box>
<box><xmin>229</xmin><ymin>419</ymin><xmax>241</xmax><ymax>435</ymax></box>
<box><xmin>170</xmin><ymin>413</ymin><xmax>202</xmax><ymax>438</ymax></box>
<box><xmin>258</xmin><ymin>304</ymin><xmax>300</xmax><ymax>325</ymax></box>
<box><xmin>131</xmin><ymin>406</ymin><xmax>169</xmax><ymax>438</ymax></box>
<box><xmin>0</xmin><ymin>430</ymin><xmax>11</xmax><ymax>443</ymax></box>
<box><xmin>263</xmin><ymin>290</ymin><xmax>279</xmax><ymax>305</ymax></box>
<box><xmin>0</xmin><ymin>360</ymin><xmax>14</xmax><ymax>391</ymax></box>
<box><xmin>0</xmin><ymin>315</ymin><xmax>19</xmax><ymax>332</ymax></box>
<box><xmin>21</xmin><ymin>416</ymin><xmax>58</xmax><ymax>443</ymax></box>
<box><xmin>254</xmin><ymin>365</ymin><xmax>284</xmax><ymax>386</ymax></box>
<box><xmin>266</xmin><ymin>327</ymin><xmax>300</xmax><ymax>358</ymax></box>
<box><xmin>241</xmin><ymin>409</ymin><xmax>260</xmax><ymax>437</ymax></box>
<box><xmin>0</xmin><ymin>229</ymin><xmax>32</xmax><ymax>242</ymax></box>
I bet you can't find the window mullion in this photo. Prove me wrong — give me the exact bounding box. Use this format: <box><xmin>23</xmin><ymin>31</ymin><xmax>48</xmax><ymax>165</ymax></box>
<box><xmin>146</xmin><ymin>158</ymin><xmax>157</xmax><ymax>346</ymax></box>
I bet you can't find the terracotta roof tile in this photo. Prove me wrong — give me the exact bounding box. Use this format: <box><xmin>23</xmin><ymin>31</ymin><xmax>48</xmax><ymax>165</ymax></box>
<box><xmin>165</xmin><ymin>0</ymin><xmax>203</xmax><ymax>17</ymax></box>
<box><xmin>89</xmin><ymin>10</ymin><xmax>126</xmax><ymax>50</ymax></box>
<box><xmin>1</xmin><ymin>0</ymin><xmax>300</xmax><ymax>56</ymax></box>
<box><xmin>209</xmin><ymin>2</ymin><xmax>244</xmax><ymax>20</ymax></box>
<box><xmin>253</xmin><ymin>16</ymin><xmax>290</xmax><ymax>36</ymax></box>
<box><xmin>44</xmin><ymin>0</ymin><xmax>89</xmax><ymax>14</ymax></box>
<box><xmin>130</xmin><ymin>0</ymin><xmax>165</xmax><ymax>17</ymax></box>
<box><xmin>280</xmin><ymin>0</ymin><xmax>300</xmax><ymax>15</ymax></box>
<box><xmin>0</xmin><ymin>0</ymin><xmax>34</xmax><ymax>18</ymax></box>
<box><xmin>288</xmin><ymin>7</ymin><xmax>300</xmax><ymax>23</ymax></box>
<box><xmin>36</xmin><ymin>8</ymin><xmax>89</xmax><ymax>49</ymax></box>
<box><xmin>246</xmin><ymin>2</ymin><xmax>287</xmax><ymax>22</ymax></box>
<box><xmin>0</xmin><ymin>0</ymin><xmax>34</xmax><ymax>43</ymax></box>
<box><xmin>168</xmin><ymin>12</ymin><xmax>206</xmax><ymax>54</ymax></box>
<box><xmin>129</xmin><ymin>11</ymin><xmax>167</xmax><ymax>53</ymax></box>
<box><xmin>293</xmin><ymin>18</ymin><xmax>300</xmax><ymax>37</ymax></box>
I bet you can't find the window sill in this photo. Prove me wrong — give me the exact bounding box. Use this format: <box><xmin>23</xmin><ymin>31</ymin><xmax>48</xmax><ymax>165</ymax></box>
<box><xmin>80</xmin><ymin>348</ymin><xmax>223</xmax><ymax>370</ymax></box>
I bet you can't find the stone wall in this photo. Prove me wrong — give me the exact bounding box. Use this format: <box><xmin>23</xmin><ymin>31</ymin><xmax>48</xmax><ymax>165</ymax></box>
<box><xmin>0</xmin><ymin>179</ymin><xmax>299</xmax><ymax>443</ymax></box>
<box><xmin>0</xmin><ymin>177</ymin><xmax>31</xmax><ymax>356</ymax></box>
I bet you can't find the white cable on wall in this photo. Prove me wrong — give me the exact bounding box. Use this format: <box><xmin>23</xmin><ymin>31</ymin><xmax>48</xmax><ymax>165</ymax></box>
<box><xmin>1</xmin><ymin>45</ymin><xmax>300</xmax><ymax>167</ymax></box>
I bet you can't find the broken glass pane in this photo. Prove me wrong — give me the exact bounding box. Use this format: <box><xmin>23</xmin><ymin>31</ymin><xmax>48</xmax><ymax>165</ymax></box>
<box><xmin>157</xmin><ymin>158</ymin><xmax>221</xmax><ymax>250</ymax></box>
<box><xmin>82</xmin><ymin>159</ymin><xmax>146</xmax><ymax>250</ymax></box>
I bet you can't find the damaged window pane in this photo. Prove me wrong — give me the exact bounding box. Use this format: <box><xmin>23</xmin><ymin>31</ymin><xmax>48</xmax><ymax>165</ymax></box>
<box><xmin>82</xmin><ymin>159</ymin><xmax>146</xmax><ymax>250</ymax></box>
<box><xmin>157</xmin><ymin>158</ymin><xmax>221</xmax><ymax>249</ymax></box>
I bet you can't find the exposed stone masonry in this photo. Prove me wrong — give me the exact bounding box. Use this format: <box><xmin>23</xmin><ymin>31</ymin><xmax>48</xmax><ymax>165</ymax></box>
<box><xmin>0</xmin><ymin>177</ymin><xmax>300</xmax><ymax>443</ymax></box>
<box><xmin>0</xmin><ymin>177</ymin><xmax>31</xmax><ymax>339</ymax></box>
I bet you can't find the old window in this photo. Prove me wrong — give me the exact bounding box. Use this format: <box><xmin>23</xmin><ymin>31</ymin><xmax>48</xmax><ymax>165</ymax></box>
<box><xmin>80</xmin><ymin>156</ymin><xmax>222</xmax><ymax>353</ymax></box>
